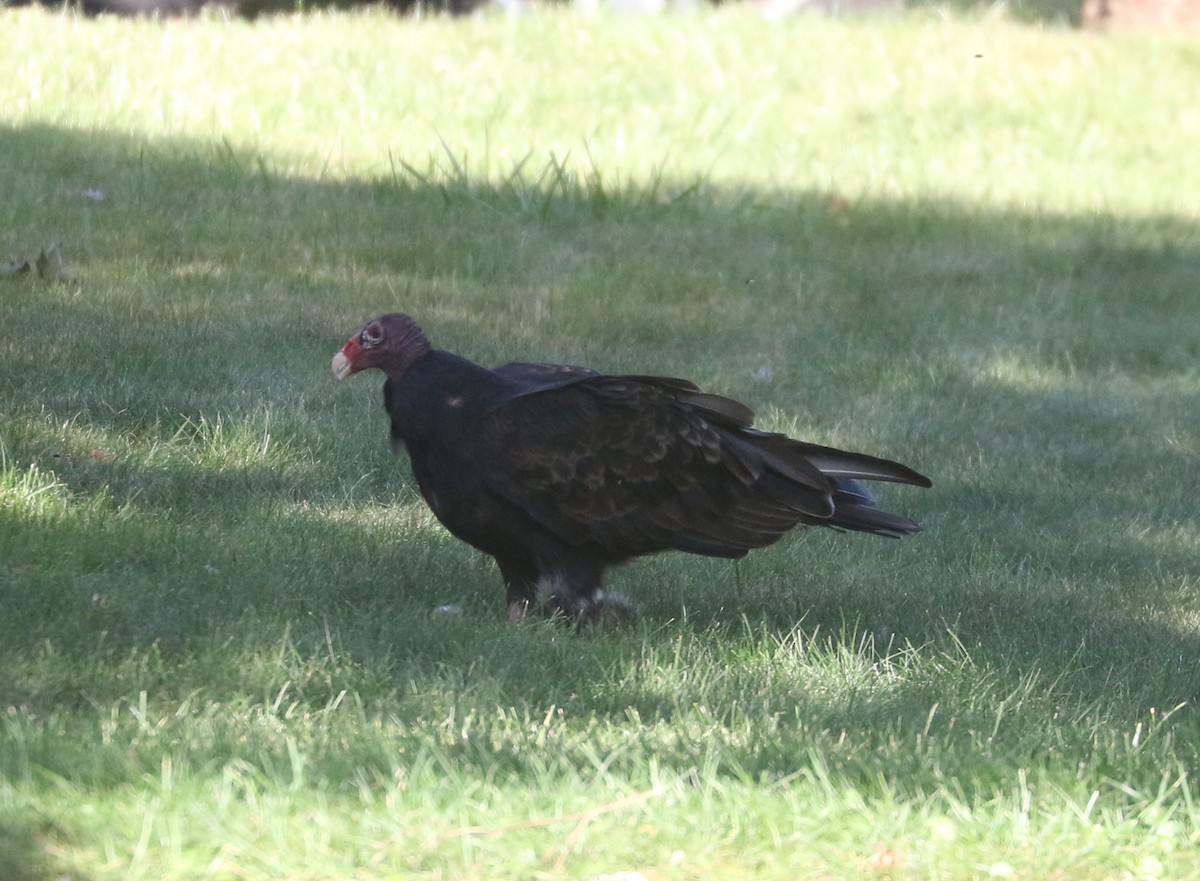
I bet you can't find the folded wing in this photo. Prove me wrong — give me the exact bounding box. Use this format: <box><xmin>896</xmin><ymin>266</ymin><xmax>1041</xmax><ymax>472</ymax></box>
<box><xmin>477</xmin><ymin>375</ymin><xmax>929</xmax><ymax>561</ymax></box>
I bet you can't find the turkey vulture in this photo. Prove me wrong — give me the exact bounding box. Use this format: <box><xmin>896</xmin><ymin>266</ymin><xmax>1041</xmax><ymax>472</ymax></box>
<box><xmin>332</xmin><ymin>313</ymin><xmax>931</xmax><ymax>623</ymax></box>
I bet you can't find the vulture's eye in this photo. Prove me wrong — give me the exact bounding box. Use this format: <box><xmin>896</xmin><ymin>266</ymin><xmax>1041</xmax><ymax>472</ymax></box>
<box><xmin>361</xmin><ymin>325</ymin><xmax>383</xmax><ymax>348</ymax></box>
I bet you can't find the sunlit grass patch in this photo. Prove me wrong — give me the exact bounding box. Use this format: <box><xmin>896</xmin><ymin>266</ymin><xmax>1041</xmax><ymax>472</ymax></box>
<box><xmin>0</xmin><ymin>457</ymin><xmax>72</xmax><ymax>520</ymax></box>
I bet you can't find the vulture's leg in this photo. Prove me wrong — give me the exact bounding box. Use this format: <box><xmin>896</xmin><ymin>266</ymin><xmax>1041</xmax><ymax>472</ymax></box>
<box><xmin>538</xmin><ymin>564</ymin><xmax>633</xmax><ymax>625</ymax></box>
<box><xmin>496</xmin><ymin>556</ymin><xmax>539</xmax><ymax>622</ymax></box>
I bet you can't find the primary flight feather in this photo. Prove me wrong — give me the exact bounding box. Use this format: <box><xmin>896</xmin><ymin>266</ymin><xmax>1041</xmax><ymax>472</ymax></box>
<box><xmin>333</xmin><ymin>313</ymin><xmax>931</xmax><ymax>622</ymax></box>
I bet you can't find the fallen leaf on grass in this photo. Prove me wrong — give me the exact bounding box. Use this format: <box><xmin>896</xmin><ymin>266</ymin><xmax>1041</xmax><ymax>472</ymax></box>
<box><xmin>868</xmin><ymin>841</ymin><xmax>908</xmax><ymax>871</ymax></box>
<box><xmin>827</xmin><ymin>194</ymin><xmax>854</xmax><ymax>227</ymax></box>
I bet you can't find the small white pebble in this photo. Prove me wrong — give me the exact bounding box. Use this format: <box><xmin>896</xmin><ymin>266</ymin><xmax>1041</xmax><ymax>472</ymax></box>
<box><xmin>930</xmin><ymin>817</ymin><xmax>957</xmax><ymax>842</ymax></box>
<box><xmin>1140</xmin><ymin>855</ymin><xmax>1165</xmax><ymax>878</ymax></box>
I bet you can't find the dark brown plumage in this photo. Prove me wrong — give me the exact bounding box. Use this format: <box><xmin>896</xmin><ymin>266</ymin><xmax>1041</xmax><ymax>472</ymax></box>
<box><xmin>333</xmin><ymin>313</ymin><xmax>931</xmax><ymax>622</ymax></box>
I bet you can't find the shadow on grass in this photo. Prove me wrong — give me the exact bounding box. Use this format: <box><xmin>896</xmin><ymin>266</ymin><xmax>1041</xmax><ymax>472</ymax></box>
<box><xmin>0</xmin><ymin>815</ymin><xmax>70</xmax><ymax>881</ymax></box>
<box><xmin>10</xmin><ymin>0</ymin><xmax>1093</xmax><ymax>25</ymax></box>
<box><xmin>3</xmin><ymin>122</ymin><xmax>1200</xmax><ymax>793</ymax></box>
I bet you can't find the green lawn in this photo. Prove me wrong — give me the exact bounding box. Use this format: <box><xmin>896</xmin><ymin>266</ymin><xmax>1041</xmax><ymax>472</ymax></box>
<box><xmin>2</xmin><ymin>6</ymin><xmax>1200</xmax><ymax>880</ymax></box>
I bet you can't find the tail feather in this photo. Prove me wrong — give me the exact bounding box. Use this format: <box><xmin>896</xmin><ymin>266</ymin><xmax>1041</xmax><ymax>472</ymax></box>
<box><xmin>820</xmin><ymin>502</ymin><xmax>922</xmax><ymax>537</ymax></box>
<box><xmin>740</xmin><ymin>429</ymin><xmax>929</xmax><ymax>539</ymax></box>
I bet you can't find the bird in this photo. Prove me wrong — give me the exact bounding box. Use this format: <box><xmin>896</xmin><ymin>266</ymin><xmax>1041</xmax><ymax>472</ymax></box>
<box><xmin>332</xmin><ymin>313</ymin><xmax>931</xmax><ymax>624</ymax></box>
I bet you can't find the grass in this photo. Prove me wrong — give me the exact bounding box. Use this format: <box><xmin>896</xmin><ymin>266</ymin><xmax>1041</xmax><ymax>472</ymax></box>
<box><xmin>2</xmin><ymin>4</ymin><xmax>1200</xmax><ymax>879</ymax></box>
